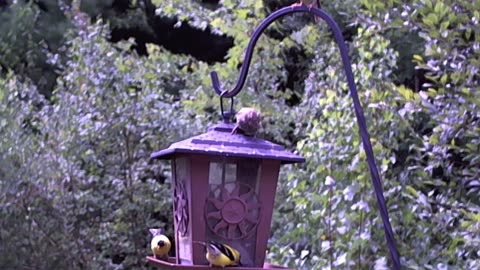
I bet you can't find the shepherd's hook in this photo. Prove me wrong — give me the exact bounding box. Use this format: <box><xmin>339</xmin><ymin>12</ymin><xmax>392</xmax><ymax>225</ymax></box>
<box><xmin>210</xmin><ymin>5</ymin><xmax>402</xmax><ymax>269</ymax></box>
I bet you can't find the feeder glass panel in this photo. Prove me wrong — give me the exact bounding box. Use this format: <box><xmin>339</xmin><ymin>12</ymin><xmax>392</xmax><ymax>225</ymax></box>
<box><xmin>205</xmin><ymin>158</ymin><xmax>262</xmax><ymax>267</ymax></box>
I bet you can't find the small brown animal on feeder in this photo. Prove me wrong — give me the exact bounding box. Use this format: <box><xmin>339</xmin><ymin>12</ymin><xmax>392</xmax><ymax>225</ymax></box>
<box><xmin>232</xmin><ymin>107</ymin><xmax>262</xmax><ymax>136</ymax></box>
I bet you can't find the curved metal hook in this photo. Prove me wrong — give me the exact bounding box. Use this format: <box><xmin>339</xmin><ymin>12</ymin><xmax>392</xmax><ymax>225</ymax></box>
<box><xmin>211</xmin><ymin>6</ymin><xmax>342</xmax><ymax>98</ymax></box>
<box><xmin>211</xmin><ymin>5</ymin><xmax>402</xmax><ymax>269</ymax></box>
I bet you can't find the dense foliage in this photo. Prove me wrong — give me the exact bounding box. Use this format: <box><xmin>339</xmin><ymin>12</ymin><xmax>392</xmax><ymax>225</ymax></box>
<box><xmin>1</xmin><ymin>0</ymin><xmax>479</xmax><ymax>269</ymax></box>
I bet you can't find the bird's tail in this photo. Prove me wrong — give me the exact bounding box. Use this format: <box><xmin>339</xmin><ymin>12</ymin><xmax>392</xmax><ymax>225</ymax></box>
<box><xmin>149</xmin><ymin>228</ymin><xmax>163</xmax><ymax>236</ymax></box>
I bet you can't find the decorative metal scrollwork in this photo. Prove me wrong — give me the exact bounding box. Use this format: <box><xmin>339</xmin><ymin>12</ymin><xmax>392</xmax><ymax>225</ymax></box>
<box><xmin>174</xmin><ymin>180</ymin><xmax>189</xmax><ymax>236</ymax></box>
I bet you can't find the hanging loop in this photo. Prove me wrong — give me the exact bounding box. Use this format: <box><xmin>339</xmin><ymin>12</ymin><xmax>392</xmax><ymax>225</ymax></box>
<box><xmin>220</xmin><ymin>96</ymin><xmax>235</xmax><ymax>123</ymax></box>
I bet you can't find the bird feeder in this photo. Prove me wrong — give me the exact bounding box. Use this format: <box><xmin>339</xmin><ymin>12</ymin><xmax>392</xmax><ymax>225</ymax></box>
<box><xmin>148</xmin><ymin>121</ymin><xmax>304</xmax><ymax>269</ymax></box>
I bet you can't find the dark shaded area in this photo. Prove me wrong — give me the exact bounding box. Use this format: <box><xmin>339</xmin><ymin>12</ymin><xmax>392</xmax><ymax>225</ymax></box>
<box><xmin>112</xmin><ymin>253</ymin><xmax>126</xmax><ymax>264</ymax></box>
<box><xmin>109</xmin><ymin>27</ymin><xmax>155</xmax><ymax>56</ymax></box>
<box><xmin>111</xmin><ymin>0</ymin><xmax>130</xmax><ymax>13</ymax></box>
<box><xmin>282</xmin><ymin>46</ymin><xmax>308</xmax><ymax>106</ymax></box>
<box><xmin>108</xmin><ymin>0</ymin><xmax>234</xmax><ymax>63</ymax></box>
<box><xmin>199</xmin><ymin>0</ymin><xmax>219</xmax><ymax>5</ymax></box>
<box><xmin>0</xmin><ymin>0</ymin><xmax>9</xmax><ymax>9</ymax></box>
<box><xmin>198</xmin><ymin>0</ymin><xmax>220</xmax><ymax>10</ymax></box>
<box><xmin>29</xmin><ymin>0</ymin><xmax>48</xmax><ymax>12</ymax></box>
<box><xmin>386</xmin><ymin>30</ymin><xmax>426</xmax><ymax>91</ymax></box>
<box><xmin>145</xmin><ymin>15</ymin><xmax>233</xmax><ymax>63</ymax></box>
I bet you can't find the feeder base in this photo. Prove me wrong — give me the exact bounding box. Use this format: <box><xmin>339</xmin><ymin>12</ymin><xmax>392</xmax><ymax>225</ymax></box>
<box><xmin>147</xmin><ymin>257</ymin><xmax>294</xmax><ymax>270</ymax></box>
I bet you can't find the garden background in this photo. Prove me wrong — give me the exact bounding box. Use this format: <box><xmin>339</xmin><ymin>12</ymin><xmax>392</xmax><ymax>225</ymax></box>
<box><xmin>0</xmin><ymin>0</ymin><xmax>479</xmax><ymax>269</ymax></box>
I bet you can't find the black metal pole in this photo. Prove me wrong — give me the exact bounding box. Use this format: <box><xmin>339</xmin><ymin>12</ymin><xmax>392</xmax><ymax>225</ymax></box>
<box><xmin>210</xmin><ymin>6</ymin><xmax>401</xmax><ymax>270</ymax></box>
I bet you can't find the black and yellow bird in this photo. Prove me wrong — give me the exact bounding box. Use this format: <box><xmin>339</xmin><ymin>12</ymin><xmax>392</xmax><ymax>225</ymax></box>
<box><xmin>194</xmin><ymin>241</ymin><xmax>241</xmax><ymax>267</ymax></box>
<box><xmin>291</xmin><ymin>0</ymin><xmax>322</xmax><ymax>22</ymax></box>
<box><xmin>149</xmin><ymin>228</ymin><xmax>171</xmax><ymax>260</ymax></box>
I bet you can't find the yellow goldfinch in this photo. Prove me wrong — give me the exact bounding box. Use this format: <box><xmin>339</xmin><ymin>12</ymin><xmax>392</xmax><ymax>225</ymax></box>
<box><xmin>291</xmin><ymin>0</ymin><xmax>321</xmax><ymax>22</ymax></box>
<box><xmin>194</xmin><ymin>241</ymin><xmax>241</xmax><ymax>267</ymax></box>
<box><xmin>149</xmin><ymin>228</ymin><xmax>171</xmax><ymax>260</ymax></box>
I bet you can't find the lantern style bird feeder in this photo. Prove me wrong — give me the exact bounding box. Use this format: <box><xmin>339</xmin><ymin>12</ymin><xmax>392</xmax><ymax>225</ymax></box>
<box><xmin>148</xmin><ymin>120</ymin><xmax>304</xmax><ymax>269</ymax></box>
<box><xmin>148</xmin><ymin>4</ymin><xmax>401</xmax><ymax>270</ymax></box>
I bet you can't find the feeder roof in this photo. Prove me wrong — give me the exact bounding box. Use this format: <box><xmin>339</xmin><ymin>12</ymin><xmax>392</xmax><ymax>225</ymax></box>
<box><xmin>151</xmin><ymin>122</ymin><xmax>305</xmax><ymax>164</ymax></box>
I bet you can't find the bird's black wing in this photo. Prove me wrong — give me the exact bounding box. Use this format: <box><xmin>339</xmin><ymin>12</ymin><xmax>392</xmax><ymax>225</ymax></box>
<box><xmin>209</xmin><ymin>241</ymin><xmax>235</xmax><ymax>261</ymax></box>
